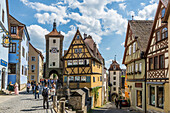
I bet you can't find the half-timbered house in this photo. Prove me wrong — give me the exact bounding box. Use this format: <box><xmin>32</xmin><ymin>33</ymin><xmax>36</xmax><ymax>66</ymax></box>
<box><xmin>146</xmin><ymin>0</ymin><xmax>170</xmax><ymax>112</ymax></box>
<box><xmin>63</xmin><ymin>29</ymin><xmax>104</xmax><ymax>108</ymax></box>
<box><xmin>122</xmin><ymin>20</ymin><xmax>153</xmax><ymax>111</ymax></box>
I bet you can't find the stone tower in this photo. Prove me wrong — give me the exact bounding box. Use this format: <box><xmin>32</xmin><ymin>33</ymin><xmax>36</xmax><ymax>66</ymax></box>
<box><xmin>45</xmin><ymin>21</ymin><xmax>64</xmax><ymax>82</ymax></box>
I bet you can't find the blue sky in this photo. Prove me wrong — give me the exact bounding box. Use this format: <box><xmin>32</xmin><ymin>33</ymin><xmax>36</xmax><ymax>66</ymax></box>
<box><xmin>9</xmin><ymin>0</ymin><xmax>159</xmax><ymax>69</ymax></box>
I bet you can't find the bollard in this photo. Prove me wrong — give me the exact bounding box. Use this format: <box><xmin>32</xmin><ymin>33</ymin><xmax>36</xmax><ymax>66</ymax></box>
<box><xmin>59</xmin><ymin>98</ymin><xmax>65</xmax><ymax>113</ymax></box>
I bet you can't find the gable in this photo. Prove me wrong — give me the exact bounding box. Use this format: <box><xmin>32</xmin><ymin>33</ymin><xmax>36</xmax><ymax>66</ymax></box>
<box><xmin>64</xmin><ymin>29</ymin><xmax>92</xmax><ymax>59</ymax></box>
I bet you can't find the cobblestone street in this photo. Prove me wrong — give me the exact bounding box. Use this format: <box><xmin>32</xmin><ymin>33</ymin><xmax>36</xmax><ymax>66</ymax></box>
<box><xmin>91</xmin><ymin>102</ymin><xmax>144</xmax><ymax>113</ymax></box>
<box><xmin>0</xmin><ymin>90</ymin><xmax>54</xmax><ymax>113</ymax></box>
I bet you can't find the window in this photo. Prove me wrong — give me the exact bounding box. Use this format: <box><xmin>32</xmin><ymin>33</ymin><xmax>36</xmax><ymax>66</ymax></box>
<box><xmin>73</xmin><ymin>60</ymin><xmax>78</xmax><ymax>65</ymax></box>
<box><xmin>114</xmin><ymin>72</ymin><xmax>116</xmax><ymax>75</ymax></box>
<box><xmin>135</xmin><ymin>64</ymin><xmax>138</xmax><ymax>72</ymax></box>
<box><xmin>133</xmin><ymin>42</ymin><xmax>136</xmax><ymax>53</ymax></box>
<box><xmin>8</xmin><ymin>63</ymin><xmax>16</xmax><ymax>74</ymax></box>
<box><xmin>161</xmin><ymin>28</ymin><xmax>168</xmax><ymax>39</ymax></box>
<box><xmin>77</xmin><ymin>35</ymin><xmax>80</xmax><ymax>39</ymax></box>
<box><xmin>154</xmin><ymin>56</ymin><xmax>158</xmax><ymax>69</ymax></box>
<box><xmin>84</xmin><ymin>59</ymin><xmax>89</xmax><ymax>65</ymax></box>
<box><xmin>25</xmin><ymin>68</ymin><xmax>27</xmax><ymax>75</ymax></box>
<box><xmin>93</xmin><ymin>61</ymin><xmax>95</xmax><ymax>66</ymax></box>
<box><xmin>113</xmin><ymin>82</ymin><xmax>116</xmax><ymax>85</ymax></box>
<box><xmin>100</xmin><ymin>76</ymin><xmax>102</xmax><ymax>81</ymax></box>
<box><xmin>64</xmin><ymin>76</ymin><xmax>67</xmax><ymax>82</ymax></box>
<box><xmin>9</xmin><ymin>43</ymin><xmax>16</xmax><ymax>53</ymax></box>
<box><xmin>53</xmin><ymin>39</ymin><xmax>56</xmax><ymax>43</ymax></box>
<box><xmin>31</xmin><ymin>57</ymin><xmax>36</xmax><ymax>61</ymax></box>
<box><xmin>156</xmin><ymin>31</ymin><xmax>160</xmax><ymax>41</ymax></box>
<box><xmin>2</xmin><ymin>9</ymin><xmax>4</xmax><ymax>23</ymax></box>
<box><xmin>26</xmin><ymin>53</ymin><xmax>28</xmax><ymax>61</ymax></box>
<box><xmin>79</xmin><ymin>60</ymin><xmax>84</xmax><ymax>65</ymax></box>
<box><xmin>81</xmin><ymin>76</ymin><xmax>86</xmax><ymax>82</ymax></box>
<box><xmin>79</xmin><ymin>48</ymin><xmax>82</xmax><ymax>53</ymax></box>
<box><xmin>113</xmin><ymin>87</ymin><xmax>116</xmax><ymax>91</ymax></box>
<box><xmin>137</xmin><ymin>90</ymin><xmax>142</xmax><ymax>108</ymax></box>
<box><xmin>129</xmin><ymin>45</ymin><xmax>131</xmax><ymax>55</ymax></box>
<box><xmin>31</xmin><ymin>65</ymin><xmax>35</xmax><ymax>70</ymax></box>
<box><xmin>161</xmin><ymin>8</ymin><xmax>165</xmax><ymax>18</ymax></box>
<box><xmin>22</xmin><ymin>47</ymin><xmax>25</xmax><ymax>57</ymax></box>
<box><xmin>157</xmin><ymin>86</ymin><xmax>164</xmax><ymax>108</ymax></box>
<box><xmin>75</xmin><ymin>76</ymin><xmax>80</xmax><ymax>81</ymax></box>
<box><xmin>69</xmin><ymin>76</ymin><xmax>74</xmax><ymax>82</ymax></box>
<box><xmin>22</xmin><ymin>65</ymin><xmax>24</xmax><ymax>75</ymax></box>
<box><xmin>114</xmin><ymin>66</ymin><xmax>116</xmax><ymax>70</ymax></box>
<box><xmin>31</xmin><ymin>75</ymin><xmax>35</xmax><ymax>80</ymax></box>
<box><xmin>139</xmin><ymin>63</ymin><xmax>142</xmax><ymax>72</ymax></box>
<box><xmin>149</xmin><ymin>58</ymin><xmax>154</xmax><ymax>70</ymax></box>
<box><xmin>150</xmin><ymin>86</ymin><xmax>155</xmax><ymax>106</ymax></box>
<box><xmin>68</xmin><ymin>60</ymin><xmax>73</xmax><ymax>66</ymax></box>
<box><xmin>159</xmin><ymin>55</ymin><xmax>164</xmax><ymax>69</ymax></box>
<box><xmin>132</xmin><ymin>65</ymin><xmax>134</xmax><ymax>73</ymax></box>
<box><xmin>113</xmin><ymin>77</ymin><xmax>116</xmax><ymax>80</ymax></box>
<box><xmin>75</xmin><ymin>49</ymin><xmax>78</xmax><ymax>53</ymax></box>
<box><xmin>86</xmin><ymin>76</ymin><xmax>91</xmax><ymax>83</ymax></box>
<box><xmin>53</xmin><ymin>62</ymin><xmax>55</xmax><ymax>66</ymax></box>
<box><xmin>11</xmin><ymin>26</ymin><xmax>17</xmax><ymax>34</ymax></box>
<box><xmin>93</xmin><ymin>77</ymin><xmax>95</xmax><ymax>82</ymax></box>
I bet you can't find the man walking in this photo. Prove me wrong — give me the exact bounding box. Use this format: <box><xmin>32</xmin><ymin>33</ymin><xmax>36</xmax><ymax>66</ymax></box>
<box><xmin>115</xmin><ymin>97</ymin><xmax>118</xmax><ymax>108</ymax></box>
<box><xmin>42</xmin><ymin>84</ymin><xmax>49</xmax><ymax>109</ymax></box>
<box><xmin>35</xmin><ymin>83</ymin><xmax>40</xmax><ymax>99</ymax></box>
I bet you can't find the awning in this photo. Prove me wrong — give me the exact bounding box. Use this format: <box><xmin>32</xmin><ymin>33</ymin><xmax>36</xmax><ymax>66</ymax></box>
<box><xmin>147</xmin><ymin>82</ymin><xmax>165</xmax><ymax>85</ymax></box>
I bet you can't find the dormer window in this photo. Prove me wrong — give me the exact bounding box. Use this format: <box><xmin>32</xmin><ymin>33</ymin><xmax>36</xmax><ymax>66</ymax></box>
<box><xmin>11</xmin><ymin>26</ymin><xmax>17</xmax><ymax>34</ymax></box>
<box><xmin>161</xmin><ymin>8</ymin><xmax>165</xmax><ymax>18</ymax></box>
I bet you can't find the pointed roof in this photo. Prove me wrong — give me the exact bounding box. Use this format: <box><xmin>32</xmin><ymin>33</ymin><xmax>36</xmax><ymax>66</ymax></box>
<box><xmin>122</xmin><ymin>20</ymin><xmax>153</xmax><ymax>64</ymax></box>
<box><xmin>146</xmin><ymin>0</ymin><xmax>168</xmax><ymax>54</ymax></box>
<box><xmin>45</xmin><ymin>21</ymin><xmax>64</xmax><ymax>37</ymax></box>
<box><xmin>109</xmin><ymin>60</ymin><xmax>121</xmax><ymax>71</ymax></box>
<box><xmin>29</xmin><ymin>43</ymin><xmax>44</xmax><ymax>60</ymax></box>
<box><xmin>163</xmin><ymin>0</ymin><xmax>170</xmax><ymax>22</ymax></box>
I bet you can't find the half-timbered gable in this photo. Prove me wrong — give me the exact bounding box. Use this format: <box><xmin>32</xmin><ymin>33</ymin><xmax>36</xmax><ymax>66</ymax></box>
<box><xmin>146</xmin><ymin>0</ymin><xmax>169</xmax><ymax>82</ymax></box>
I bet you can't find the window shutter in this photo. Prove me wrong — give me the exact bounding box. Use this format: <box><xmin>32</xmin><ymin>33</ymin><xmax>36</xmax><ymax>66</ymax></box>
<box><xmin>86</xmin><ymin>76</ymin><xmax>91</xmax><ymax>83</ymax></box>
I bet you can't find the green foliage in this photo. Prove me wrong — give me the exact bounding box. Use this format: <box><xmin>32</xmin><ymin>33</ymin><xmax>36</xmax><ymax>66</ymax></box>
<box><xmin>92</xmin><ymin>87</ymin><xmax>100</xmax><ymax>101</ymax></box>
<box><xmin>53</xmin><ymin>74</ymin><xmax>57</xmax><ymax>79</ymax></box>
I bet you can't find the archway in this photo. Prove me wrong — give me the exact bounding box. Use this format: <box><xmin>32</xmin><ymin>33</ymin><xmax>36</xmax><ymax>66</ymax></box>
<box><xmin>49</xmin><ymin>70</ymin><xmax>58</xmax><ymax>79</ymax></box>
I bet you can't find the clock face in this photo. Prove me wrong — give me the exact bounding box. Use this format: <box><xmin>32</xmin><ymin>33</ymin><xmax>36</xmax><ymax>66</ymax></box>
<box><xmin>51</xmin><ymin>48</ymin><xmax>58</xmax><ymax>53</ymax></box>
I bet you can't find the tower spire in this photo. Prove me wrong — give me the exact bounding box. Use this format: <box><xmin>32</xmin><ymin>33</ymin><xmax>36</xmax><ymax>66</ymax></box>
<box><xmin>53</xmin><ymin>19</ymin><xmax>56</xmax><ymax>30</ymax></box>
<box><xmin>114</xmin><ymin>55</ymin><xmax>116</xmax><ymax>61</ymax></box>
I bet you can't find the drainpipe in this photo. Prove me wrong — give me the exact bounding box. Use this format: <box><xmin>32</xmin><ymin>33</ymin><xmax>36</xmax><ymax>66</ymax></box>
<box><xmin>144</xmin><ymin>57</ymin><xmax>147</xmax><ymax>113</ymax></box>
<box><xmin>37</xmin><ymin>54</ymin><xmax>40</xmax><ymax>83</ymax></box>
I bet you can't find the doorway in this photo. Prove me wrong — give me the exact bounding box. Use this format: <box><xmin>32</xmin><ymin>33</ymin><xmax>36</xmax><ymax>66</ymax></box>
<box><xmin>1</xmin><ymin>68</ymin><xmax>6</xmax><ymax>89</ymax></box>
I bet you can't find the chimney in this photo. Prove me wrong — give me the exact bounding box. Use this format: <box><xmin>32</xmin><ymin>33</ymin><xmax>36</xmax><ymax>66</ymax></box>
<box><xmin>84</xmin><ymin>33</ymin><xmax>87</xmax><ymax>39</ymax></box>
<box><xmin>93</xmin><ymin>42</ymin><xmax>97</xmax><ymax>57</ymax></box>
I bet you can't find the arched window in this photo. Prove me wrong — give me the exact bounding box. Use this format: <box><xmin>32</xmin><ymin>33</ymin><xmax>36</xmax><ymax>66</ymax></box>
<box><xmin>162</xmin><ymin>28</ymin><xmax>168</xmax><ymax>39</ymax></box>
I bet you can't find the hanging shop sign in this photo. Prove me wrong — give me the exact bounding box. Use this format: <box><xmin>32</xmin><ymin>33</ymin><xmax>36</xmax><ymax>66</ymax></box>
<box><xmin>0</xmin><ymin>59</ymin><xmax>7</xmax><ymax>67</ymax></box>
<box><xmin>0</xmin><ymin>21</ymin><xmax>11</xmax><ymax>48</ymax></box>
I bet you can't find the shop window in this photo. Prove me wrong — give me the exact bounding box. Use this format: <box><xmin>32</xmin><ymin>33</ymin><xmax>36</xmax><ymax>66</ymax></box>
<box><xmin>150</xmin><ymin>86</ymin><xmax>155</xmax><ymax>106</ymax></box>
<box><xmin>137</xmin><ymin>90</ymin><xmax>142</xmax><ymax>108</ymax></box>
<box><xmin>157</xmin><ymin>86</ymin><xmax>164</xmax><ymax>108</ymax></box>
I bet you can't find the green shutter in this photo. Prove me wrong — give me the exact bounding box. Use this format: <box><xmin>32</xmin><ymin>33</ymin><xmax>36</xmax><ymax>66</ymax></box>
<box><xmin>86</xmin><ymin>76</ymin><xmax>91</xmax><ymax>83</ymax></box>
<box><xmin>64</xmin><ymin>76</ymin><xmax>67</xmax><ymax>82</ymax></box>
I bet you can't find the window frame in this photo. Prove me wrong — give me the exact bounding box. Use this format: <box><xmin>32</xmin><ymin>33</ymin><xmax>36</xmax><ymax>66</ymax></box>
<box><xmin>31</xmin><ymin>56</ymin><xmax>36</xmax><ymax>61</ymax></box>
<box><xmin>8</xmin><ymin>63</ymin><xmax>16</xmax><ymax>74</ymax></box>
<box><xmin>11</xmin><ymin>26</ymin><xmax>17</xmax><ymax>34</ymax></box>
<box><xmin>9</xmin><ymin>43</ymin><xmax>16</xmax><ymax>53</ymax></box>
<box><xmin>159</xmin><ymin>54</ymin><xmax>164</xmax><ymax>69</ymax></box>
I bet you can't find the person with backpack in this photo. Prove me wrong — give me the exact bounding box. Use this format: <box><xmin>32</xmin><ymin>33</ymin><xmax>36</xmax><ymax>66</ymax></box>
<box><xmin>42</xmin><ymin>84</ymin><xmax>49</xmax><ymax>109</ymax></box>
<box><xmin>35</xmin><ymin>83</ymin><xmax>40</xmax><ymax>99</ymax></box>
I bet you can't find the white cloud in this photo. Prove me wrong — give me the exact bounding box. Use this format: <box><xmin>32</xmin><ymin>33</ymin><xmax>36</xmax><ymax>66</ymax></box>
<box><xmin>106</xmin><ymin>47</ymin><xmax>110</xmax><ymax>50</ymax></box>
<box><xmin>119</xmin><ymin>3</ymin><xmax>127</xmax><ymax>10</ymax></box>
<box><xmin>27</xmin><ymin>25</ymin><xmax>49</xmax><ymax>52</ymax></box>
<box><xmin>140</xmin><ymin>3</ymin><xmax>145</xmax><ymax>6</ymax></box>
<box><xmin>121</xmin><ymin>42</ymin><xmax>125</xmax><ymax>46</ymax></box>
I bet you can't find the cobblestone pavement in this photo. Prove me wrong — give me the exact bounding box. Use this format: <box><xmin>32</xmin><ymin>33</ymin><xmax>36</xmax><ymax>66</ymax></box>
<box><xmin>91</xmin><ymin>102</ymin><xmax>144</xmax><ymax>113</ymax></box>
<box><xmin>0</xmin><ymin>91</ymin><xmax>54</xmax><ymax>113</ymax></box>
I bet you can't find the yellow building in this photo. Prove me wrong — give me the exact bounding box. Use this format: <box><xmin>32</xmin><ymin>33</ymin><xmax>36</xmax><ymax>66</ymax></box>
<box><xmin>63</xmin><ymin>29</ymin><xmax>104</xmax><ymax>108</ymax></box>
<box><xmin>28</xmin><ymin>43</ymin><xmax>44</xmax><ymax>83</ymax></box>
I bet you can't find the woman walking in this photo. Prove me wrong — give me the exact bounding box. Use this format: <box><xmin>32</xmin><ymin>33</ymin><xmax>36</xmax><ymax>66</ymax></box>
<box><xmin>14</xmin><ymin>82</ymin><xmax>19</xmax><ymax>95</ymax></box>
<box><xmin>50</xmin><ymin>86</ymin><xmax>56</xmax><ymax>101</ymax></box>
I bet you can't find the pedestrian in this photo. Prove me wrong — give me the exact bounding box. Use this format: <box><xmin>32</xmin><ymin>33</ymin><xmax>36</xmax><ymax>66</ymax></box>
<box><xmin>31</xmin><ymin>81</ymin><xmax>35</xmax><ymax>93</ymax></box>
<box><xmin>119</xmin><ymin>99</ymin><xmax>122</xmax><ymax>109</ymax></box>
<box><xmin>50</xmin><ymin>86</ymin><xmax>56</xmax><ymax>101</ymax></box>
<box><xmin>42</xmin><ymin>84</ymin><xmax>49</xmax><ymax>109</ymax></box>
<box><xmin>35</xmin><ymin>83</ymin><xmax>40</xmax><ymax>99</ymax></box>
<box><xmin>27</xmin><ymin>81</ymin><xmax>31</xmax><ymax>93</ymax></box>
<box><xmin>14</xmin><ymin>82</ymin><xmax>19</xmax><ymax>95</ymax></box>
<box><xmin>115</xmin><ymin>97</ymin><xmax>118</xmax><ymax>108</ymax></box>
